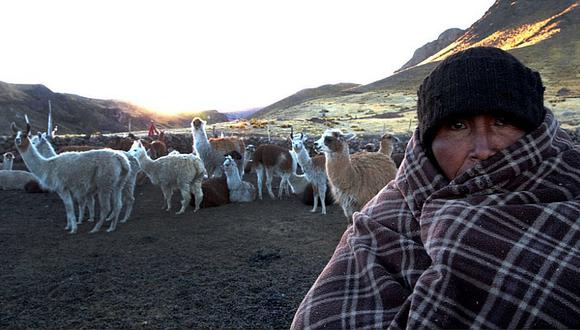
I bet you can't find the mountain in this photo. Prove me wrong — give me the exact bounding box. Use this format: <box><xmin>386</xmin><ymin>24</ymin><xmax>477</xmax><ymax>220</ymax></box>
<box><xmin>396</xmin><ymin>28</ymin><xmax>464</xmax><ymax>73</ymax></box>
<box><xmin>0</xmin><ymin>82</ymin><xmax>228</xmax><ymax>136</ymax></box>
<box><xmin>251</xmin><ymin>83</ymin><xmax>361</xmax><ymax>119</ymax></box>
<box><xmin>252</xmin><ymin>0</ymin><xmax>579</xmax><ymax>128</ymax></box>
<box><xmin>224</xmin><ymin>108</ymin><xmax>262</xmax><ymax>121</ymax></box>
<box><xmin>361</xmin><ymin>0</ymin><xmax>580</xmax><ymax>97</ymax></box>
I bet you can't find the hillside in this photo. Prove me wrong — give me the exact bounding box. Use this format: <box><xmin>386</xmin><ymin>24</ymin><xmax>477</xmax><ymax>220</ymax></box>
<box><xmin>251</xmin><ymin>83</ymin><xmax>360</xmax><ymax>119</ymax></box>
<box><xmin>238</xmin><ymin>0</ymin><xmax>580</xmax><ymax>138</ymax></box>
<box><xmin>0</xmin><ymin>82</ymin><xmax>228</xmax><ymax>136</ymax></box>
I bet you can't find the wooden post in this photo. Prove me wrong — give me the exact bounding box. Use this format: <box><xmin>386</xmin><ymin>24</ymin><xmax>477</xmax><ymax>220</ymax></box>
<box><xmin>47</xmin><ymin>100</ymin><xmax>53</xmax><ymax>140</ymax></box>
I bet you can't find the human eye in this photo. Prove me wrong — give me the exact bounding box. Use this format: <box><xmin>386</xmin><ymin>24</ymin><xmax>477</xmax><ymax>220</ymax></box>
<box><xmin>449</xmin><ymin>120</ymin><xmax>466</xmax><ymax>130</ymax></box>
<box><xmin>495</xmin><ymin>117</ymin><xmax>507</xmax><ymax>126</ymax></box>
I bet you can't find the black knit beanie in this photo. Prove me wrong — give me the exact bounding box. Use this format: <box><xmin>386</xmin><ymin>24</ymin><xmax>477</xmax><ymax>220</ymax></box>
<box><xmin>417</xmin><ymin>46</ymin><xmax>545</xmax><ymax>148</ymax></box>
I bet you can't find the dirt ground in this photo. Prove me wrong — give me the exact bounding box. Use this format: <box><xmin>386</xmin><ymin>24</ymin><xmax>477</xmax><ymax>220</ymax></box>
<box><xmin>0</xmin><ymin>165</ymin><xmax>347</xmax><ymax>329</ymax></box>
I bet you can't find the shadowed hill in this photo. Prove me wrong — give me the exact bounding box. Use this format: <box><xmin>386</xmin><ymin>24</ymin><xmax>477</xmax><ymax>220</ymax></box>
<box><xmin>0</xmin><ymin>81</ymin><xmax>228</xmax><ymax>135</ymax></box>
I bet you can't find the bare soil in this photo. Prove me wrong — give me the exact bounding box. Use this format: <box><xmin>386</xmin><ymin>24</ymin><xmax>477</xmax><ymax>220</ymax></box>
<box><xmin>0</xmin><ymin>166</ymin><xmax>346</xmax><ymax>329</ymax></box>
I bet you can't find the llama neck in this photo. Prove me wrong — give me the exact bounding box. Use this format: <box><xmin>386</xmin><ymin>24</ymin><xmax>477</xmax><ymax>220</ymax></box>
<box><xmin>295</xmin><ymin>148</ymin><xmax>313</xmax><ymax>171</ymax></box>
<box><xmin>39</xmin><ymin>139</ymin><xmax>57</xmax><ymax>157</ymax></box>
<box><xmin>379</xmin><ymin>142</ymin><xmax>393</xmax><ymax>157</ymax></box>
<box><xmin>2</xmin><ymin>159</ymin><xmax>13</xmax><ymax>170</ymax></box>
<box><xmin>137</xmin><ymin>149</ymin><xmax>156</xmax><ymax>174</ymax></box>
<box><xmin>193</xmin><ymin>129</ymin><xmax>211</xmax><ymax>151</ymax></box>
<box><xmin>225</xmin><ymin>168</ymin><xmax>242</xmax><ymax>189</ymax></box>
<box><xmin>325</xmin><ymin>149</ymin><xmax>354</xmax><ymax>188</ymax></box>
<box><xmin>19</xmin><ymin>143</ymin><xmax>51</xmax><ymax>181</ymax></box>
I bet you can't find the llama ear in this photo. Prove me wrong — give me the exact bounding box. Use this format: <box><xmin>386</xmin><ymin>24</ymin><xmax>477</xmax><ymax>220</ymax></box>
<box><xmin>11</xmin><ymin>122</ymin><xmax>19</xmax><ymax>134</ymax></box>
<box><xmin>301</xmin><ymin>132</ymin><xmax>306</xmax><ymax>141</ymax></box>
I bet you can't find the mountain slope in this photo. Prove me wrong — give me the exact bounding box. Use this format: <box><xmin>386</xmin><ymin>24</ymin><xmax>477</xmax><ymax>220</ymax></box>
<box><xmin>0</xmin><ymin>82</ymin><xmax>228</xmax><ymax>135</ymax></box>
<box><xmin>396</xmin><ymin>28</ymin><xmax>464</xmax><ymax>73</ymax></box>
<box><xmin>252</xmin><ymin>83</ymin><xmax>360</xmax><ymax>119</ymax></box>
<box><xmin>240</xmin><ymin>0</ymin><xmax>579</xmax><ymax>136</ymax></box>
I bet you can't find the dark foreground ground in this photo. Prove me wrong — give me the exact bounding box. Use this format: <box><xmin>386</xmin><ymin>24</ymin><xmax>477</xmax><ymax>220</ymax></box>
<box><xmin>0</xmin><ymin>168</ymin><xmax>347</xmax><ymax>329</ymax></box>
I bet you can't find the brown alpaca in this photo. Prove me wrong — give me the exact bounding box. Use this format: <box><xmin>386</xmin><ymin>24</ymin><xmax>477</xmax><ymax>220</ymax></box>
<box><xmin>251</xmin><ymin>144</ymin><xmax>297</xmax><ymax>199</ymax></box>
<box><xmin>314</xmin><ymin>129</ymin><xmax>398</xmax><ymax>222</ymax></box>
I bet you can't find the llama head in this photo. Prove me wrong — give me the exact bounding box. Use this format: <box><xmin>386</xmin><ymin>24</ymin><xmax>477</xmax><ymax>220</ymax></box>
<box><xmin>3</xmin><ymin>152</ymin><xmax>14</xmax><ymax>161</ymax></box>
<box><xmin>290</xmin><ymin>132</ymin><xmax>307</xmax><ymax>153</ymax></box>
<box><xmin>314</xmin><ymin>129</ymin><xmax>355</xmax><ymax>154</ymax></box>
<box><xmin>13</xmin><ymin>122</ymin><xmax>32</xmax><ymax>152</ymax></box>
<box><xmin>222</xmin><ymin>155</ymin><xmax>237</xmax><ymax>174</ymax></box>
<box><xmin>191</xmin><ymin>117</ymin><xmax>206</xmax><ymax>131</ymax></box>
<box><xmin>244</xmin><ymin>144</ymin><xmax>256</xmax><ymax>160</ymax></box>
<box><xmin>128</xmin><ymin>140</ymin><xmax>146</xmax><ymax>158</ymax></box>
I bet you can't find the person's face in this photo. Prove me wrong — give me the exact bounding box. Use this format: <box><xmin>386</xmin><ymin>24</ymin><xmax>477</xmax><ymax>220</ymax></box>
<box><xmin>431</xmin><ymin>114</ymin><xmax>526</xmax><ymax>180</ymax></box>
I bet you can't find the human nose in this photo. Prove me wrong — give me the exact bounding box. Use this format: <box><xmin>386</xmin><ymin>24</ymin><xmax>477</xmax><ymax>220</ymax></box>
<box><xmin>469</xmin><ymin>133</ymin><xmax>498</xmax><ymax>161</ymax></box>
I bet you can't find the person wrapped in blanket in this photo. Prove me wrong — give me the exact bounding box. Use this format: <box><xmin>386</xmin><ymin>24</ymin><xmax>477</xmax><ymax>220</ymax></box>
<box><xmin>291</xmin><ymin>47</ymin><xmax>580</xmax><ymax>329</ymax></box>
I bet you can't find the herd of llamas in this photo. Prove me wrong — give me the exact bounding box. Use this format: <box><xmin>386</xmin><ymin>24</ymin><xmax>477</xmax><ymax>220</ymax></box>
<box><xmin>0</xmin><ymin>117</ymin><xmax>399</xmax><ymax>234</ymax></box>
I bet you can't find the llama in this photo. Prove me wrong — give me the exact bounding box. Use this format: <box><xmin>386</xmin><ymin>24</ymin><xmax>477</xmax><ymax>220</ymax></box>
<box><xmin>2</xmin><ymin>152</ymin><xmax>14</xmax><ymax>170</ymax></box>
<box><xmin>314</xmin><ymin>129</ymin><xmax>398</xmax><ymax>222</ymax></box>
<box><xmin>191</xmin><ymin>117</ymin><xmax>245</xmax><ymax>177</ymax></box>
<box><xmin>148</xmin><ymin>131</ymin><xmax>168</xmax><ymax>159</ymax></box>
<box><xmin>31</xmin><ymin>132</ymin><xmax>96</xmax><ymax>224</ymax></box>
<box><xmin>13</xmin><ymin>123</ymin><xmax>130</xmax><ymax>234</ymax></box>
<box><xmin>290</xmin><ymin>133</ymin><xmax>328</xmax><ymax>214</ymax></box>
<box><xmin>129</xmin><ymin>140</ymin><xmax>206</xmax><ymax>213</ymax></box>
<box><xmin>223</xmin><ymin>155</ymin><xmax>256</xmax><ymax>202</ymax></box>
<box><xmin>243</xmin><ymin>144</ymin><xmax>256</xmax><ymax>174</ymax></box>
<box><xmin>251</xmin><ymin>144</ymin><xmax>297</xmax><ymax>199</ymax></box>
<box><xmin>0</xmin><ymin>170</ymin><xmax>41</xmax><ymax>191</ymax></box>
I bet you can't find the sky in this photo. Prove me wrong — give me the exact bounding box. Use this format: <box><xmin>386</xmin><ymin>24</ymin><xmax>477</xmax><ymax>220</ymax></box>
<box><xmin>0</xmin><ymin>0</ymin><xmax>495</xmax><ymax>114</ymax></box>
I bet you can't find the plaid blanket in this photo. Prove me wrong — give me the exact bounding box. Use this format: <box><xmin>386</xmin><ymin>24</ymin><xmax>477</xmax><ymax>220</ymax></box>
<box><xmin>292</xmin><ymin>111</ymin><xmax>580</xmax><ymax>329</ymax></box>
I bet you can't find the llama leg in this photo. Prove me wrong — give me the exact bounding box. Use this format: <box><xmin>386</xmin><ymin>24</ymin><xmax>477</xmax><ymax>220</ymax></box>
<box><xmin>60</xmin><ymin>191</ymin><xmax>77</xmax><ymax>234</ymax></box>
<box><xmin>161</xmin><ymin>186</ymin><xmax>173</xmax><ymax>211</ymax></box>
<box><xmin>319</xmin><ymin>183</ymin><xmax>327</xmax><ymax>215</ymax></box>
<box><xmin>77</xmin><ymin>200</ymin><xmax>85</xmax><ymax>224</ymax></box>
<box><xmin>191</xmin><ymin>180</ymin><xmax>203</xmax><ymax>212</ymax></box>
<box><xmin>90</xmin><ymin>191</ymin><xmax>111</xmax><ymax>234</ymax></box>
<box><xmin>266</xmin><ymin>168</ymin><xmax>276</xmax><ymax>199</ymax></box>
<box><xmin>88</xmin><ymin>195</ymin><xmax>96</xmax><ymax>222</ymax></box>
<box><xmin>106</xmin><ymin>190</ymin><xmax>124</xmax><ymax>232</ymax></box>
<box><xmin>176</xmin><ymin>184</ymin><xmax>191</xmax><ymax>214</ymax></box>
<box><xmin>120</xmin><ymin>192</ymin><xmax>135</xmax><ymax>223</ymax></box>
<box><xmin>311</xmin><ymin>185</ymin><xmax>319</xmax><ymax>213</ymax></box>
<box><xmin>277</xmin><ymin>176</ymin><xmax>287</xmax><ymax>199</ymax></box>
<box><xmin>256</xmin><ymin>164</ymin><xmax>264</xmax><ymax>200</ymax></box>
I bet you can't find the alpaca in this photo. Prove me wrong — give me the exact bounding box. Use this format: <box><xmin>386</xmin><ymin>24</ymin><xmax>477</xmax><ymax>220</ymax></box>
<box><xmin>0</xmin><ymin>170</ymin><xmax>41</xmax><ymax>190</ymax></box>
<box><xmin>290</xmin><ymin>132</ymin><xmax>328</xmax><ymax>214</ymax></box>
<box><xmin>2</xmin><ymin>152</ymin><xmax>14</xmax><ymax>170</ymax></box>
<box><xmin>31</xmin><ymin>132</ymin><xmax>96</xmax><ymax>224</ymax></box>
<box><xmin>148</xmin><ymin>131</ymin><xmax>168</xmax><ymax>159</ymax></box>
<box><xmin>13</xmin><ymin>123</ymin><xmax>130</xmax><ymax>234</ymax></box>
<box><xmin>129</xmin><ymin>140</ymin><xmax>206</xmax><ymax>213</ymax></box>
<box><xmin>191</xmin><ymin>117</ymin><xmax>245</xmax><ymax>177</ymax></box>
<box><xmin>314</xmin><ymin>129</ymin><xmax>398</xmax><ymax>222</ymax></box>
<box><xmin>251</xmin><ymin>144</ymin><xmax>297</xmax><ymax>199</ymax></box>
<box><xmin>223</xmin><ymin>155</ymin><xmax>256</xmax><ymax>202</ymax></box>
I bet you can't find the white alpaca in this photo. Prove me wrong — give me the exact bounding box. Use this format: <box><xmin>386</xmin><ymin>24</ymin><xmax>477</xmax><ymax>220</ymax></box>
<box><xmin>2</xmin><ymin>152</ymin><xmax>14</xmax><ymax>170</ymax></box>
<box><xmin>14</xmin><ymin>123</ymin><xmax>130</xmax><ymax>234</ymax></box>
<box><xmin>314</xmin><ymin>129</ymin><xmax>398</xmax><ymax>221</ymax></box>
<box><xmin>129</xmin><ymin>140</ymin><xmax>205</xmax><ymax>213</ymax></box>
<box><xmin>251</xmin><ymin>144</ymin><xmax>297</xmax><ymax>199</ymax></box>
<box><xmin>191</xmin><ymin>117</ymin><xmax>245</xmax><ymax>177</ymax></box>
<box><xmin>0</xmin><ymin>170</ymin><xmax>40</xmax><ymax>190</ymax></box>
<box><xmin>31</xmin><ymin>132</ymin><xmax>96</xmax><ymax>224</ymax></box>
<box><xmin>223</xmin><ymin>155</ymin><xmax>256</xmax><ymax>203</ymax></box>
<box><xmin>291</xmin><ymin>133</ymin><xmax>328</xmax><ymax>214</ymax></box>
